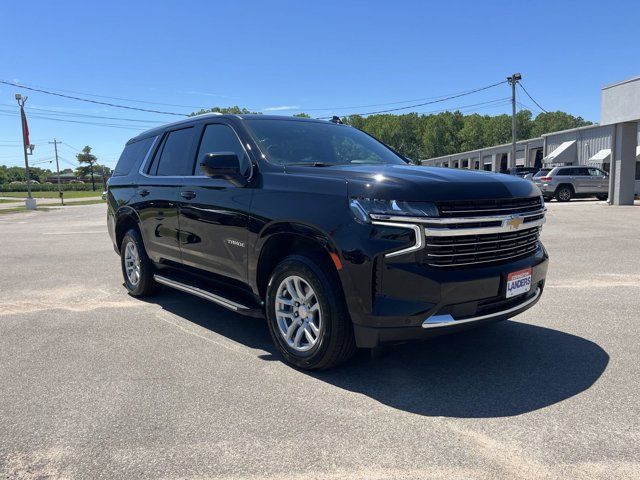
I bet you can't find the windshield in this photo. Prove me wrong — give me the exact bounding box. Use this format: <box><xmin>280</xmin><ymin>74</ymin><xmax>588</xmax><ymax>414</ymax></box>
<box><xmin>245</xmin><ymin>119</ymin><xmax>407</xmax><ymax>166</ymax></box>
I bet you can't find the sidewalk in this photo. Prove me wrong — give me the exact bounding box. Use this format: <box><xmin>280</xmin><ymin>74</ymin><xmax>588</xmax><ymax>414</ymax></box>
<box><xmin>0</xmin><ymin>196</ymin><xmax>103</xmax><ymax>210</ymax></box>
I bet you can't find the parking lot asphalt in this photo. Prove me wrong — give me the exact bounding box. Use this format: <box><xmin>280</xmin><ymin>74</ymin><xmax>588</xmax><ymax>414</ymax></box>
<box><xmin>0</xmin><ymin>201</ymin><xmax>639</xmax><ymax>480</ymax></box>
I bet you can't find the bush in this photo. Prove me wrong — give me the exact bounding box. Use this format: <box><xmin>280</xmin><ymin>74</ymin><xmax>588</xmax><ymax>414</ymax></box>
<box><xmin>0</xmin><ymin>183</ymin><xmax>106</xmax><ymax>192</ymax></box>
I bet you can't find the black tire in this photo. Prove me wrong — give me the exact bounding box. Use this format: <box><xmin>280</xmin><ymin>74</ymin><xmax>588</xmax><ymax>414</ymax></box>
<box><xmin>265</xmin><ymin>254</ymin><xmax>356</xmax><ymax>370</ymax></box>
<box><xmin>542</xmin><ymin>196</ymin><xmax>553</xmax><ymax>203</ymax></box>
<box><xmin>120</xmin><ymin>228</ymin><xmax>158</xmax><ymax>297</ymax></box>
<box><xmin>555</xmin><ymin>186</ymin><xmax>573</xmax><ymax>202</ymax></box>
<box><xmin>596</xmin><ymin>194</ymin><xmax>608</xmax><ymax>201</ymax></box>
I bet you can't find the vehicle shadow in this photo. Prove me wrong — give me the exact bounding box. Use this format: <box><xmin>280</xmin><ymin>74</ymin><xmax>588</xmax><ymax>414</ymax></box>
<box><xmin>150</xmin><ymin>289</ymin><xmax>609</xmax><ymax>418</ymax></box>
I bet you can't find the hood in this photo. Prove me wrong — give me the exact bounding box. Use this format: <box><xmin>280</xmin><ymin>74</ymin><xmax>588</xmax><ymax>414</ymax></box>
<box><xmin>285</xmin><ymin>163</ymin><xmax>541</xmax><ymax>201</ymax></box>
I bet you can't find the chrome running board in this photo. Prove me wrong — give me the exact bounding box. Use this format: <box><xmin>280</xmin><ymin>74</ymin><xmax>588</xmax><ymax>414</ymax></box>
<box><xmin>422</xmin><ymin>288</ymin><xmax>541</xmax><ymax>329</ymax></box>
<box><xmin>154</xmin><ymin>274</ymin><xmax>250</xmax><ymax>312</ymax></box>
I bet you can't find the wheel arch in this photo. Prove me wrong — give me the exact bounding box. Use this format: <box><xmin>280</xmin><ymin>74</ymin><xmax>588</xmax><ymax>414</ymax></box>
<box><xmin>253</xmin><ymin>222</ymin><xmax>344</xmax><ymax>300</ymax></box>
<box><xmin>114</xmin><ymin>207</ymin><xmax>143</xmax><ymax>252</ymax></box>
<box><xmin>556</xmin><ymin>183</ymin><xmax>575</xmax><ymax>193</ymax></box>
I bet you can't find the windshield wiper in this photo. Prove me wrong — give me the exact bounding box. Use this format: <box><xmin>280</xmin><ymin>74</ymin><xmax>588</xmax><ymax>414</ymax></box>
<box><xmin>287</xmin><ymin>161</ymin><xmax>339</xmax><ymax>167</ymax></box>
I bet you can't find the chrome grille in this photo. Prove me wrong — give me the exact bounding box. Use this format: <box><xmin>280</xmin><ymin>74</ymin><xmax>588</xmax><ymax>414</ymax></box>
<box><xmin>423</xmin><ymin>227</ymin><xmax>541</xmax><ymax>267</ymax></box>
<box><xmin>422</xmin><ymin>197</ymin><xmax>545</xmax><ymax>267</ymax></box>
<box><xmin>437</xmin><ymin>197</ymin><xmax>543</xmax><ymax>218</ymax></box>
<box><xmin>370</xmin><ymin>196</ymin><xmax>546</xmax><ymax>267</ymax></box>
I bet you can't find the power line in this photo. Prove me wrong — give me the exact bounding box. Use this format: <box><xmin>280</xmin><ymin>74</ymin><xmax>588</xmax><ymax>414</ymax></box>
<box><xmin>305</xmin><ymin>82</ymin><xmax>506</xmax><ymax>112</ymax></box>
<box><xmin>317</xmin><ymin>80</ymin><xmax>507</xmax><ymax>118</ymax></box>
<box><xmin>0</xmin><ymin>111</ymin><xmax>153</xmax><ymax>131</ymax></box>
<box><xmin>0</xmin><ymin>79</ymin><xmax>188</xmax><ymax>117</ymax></box>
<box><xmin>0</xmin><ymin>103</ymin><xmax>164</xmax><ymax>124</ymax></box>
<box><xmin>62</xmin><ymin>142</ymin><xmax>83</xmax><ymax>152</ymax></box>
<box><xmin>2</xmin><ymin>80</ymin><xmax>211</xmax><ymax>109</ymax></box>
<box><xmin>412</xmin><ymin>97</ymin><xmax>511</xmax><ymax>115</ymax></box>
<box><xmin>516</xmin><ymin>100</ymin><xmax>542</xmax><ymax>113</ymax></box>
<box><xmin>518</xmin><ymin>83</ymin><xmax>548</xmax><ymax>113</ymax></box>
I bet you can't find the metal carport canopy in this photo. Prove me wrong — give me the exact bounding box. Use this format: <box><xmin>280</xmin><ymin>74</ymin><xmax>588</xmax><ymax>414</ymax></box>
<box><xmin>542</xmin><ymin>140</ymin><xmax>577</xmax><ymax>165</ymax></box>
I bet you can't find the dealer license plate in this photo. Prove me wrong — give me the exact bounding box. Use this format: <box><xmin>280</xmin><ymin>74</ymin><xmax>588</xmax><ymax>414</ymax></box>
<box><xmin>506</xmin><ymin>267</ymin><xmax>532</xmax><ymax>299</ymax></box>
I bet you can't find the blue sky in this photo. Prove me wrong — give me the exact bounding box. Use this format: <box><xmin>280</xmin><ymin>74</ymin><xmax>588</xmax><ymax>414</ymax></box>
<box><xmin>1</xmin><ymin>0</ymin><xmax>638</xmax><ymax>169</ymax></box>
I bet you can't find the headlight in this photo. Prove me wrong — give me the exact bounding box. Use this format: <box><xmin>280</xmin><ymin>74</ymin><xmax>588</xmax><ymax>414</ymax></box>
<box><xmin>349</xmin><ymin>198</ymin><xmax>439</xmax><ymax>223</ymax></box>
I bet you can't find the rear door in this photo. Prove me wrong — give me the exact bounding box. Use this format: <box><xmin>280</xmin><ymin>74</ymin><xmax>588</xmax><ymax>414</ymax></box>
<box><xmin>136</xmin><ymin>126</ymin><xmax>197</xmax><ymax>264</ymax></box>
<box><xmin>177</xmin><ymin>121</ymin><xmax>253</xmax><ymax>283</ymax></box>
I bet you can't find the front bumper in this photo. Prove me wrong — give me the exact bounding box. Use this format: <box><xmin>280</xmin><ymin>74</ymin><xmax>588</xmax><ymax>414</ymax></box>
<box><xmin>348</xmin><ymin>246</ymin><xmax>548</xmax><ymax>348</ymax></box>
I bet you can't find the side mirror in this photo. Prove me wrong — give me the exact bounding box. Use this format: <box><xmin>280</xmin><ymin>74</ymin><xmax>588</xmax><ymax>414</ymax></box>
<box><xmin>199</xmin><ymin>152</ymin><xmax>248</xmax><ymax>187</ymax></box>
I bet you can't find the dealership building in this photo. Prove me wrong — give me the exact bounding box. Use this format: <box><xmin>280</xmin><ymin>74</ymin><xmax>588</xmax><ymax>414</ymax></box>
<box><xmin>420</xmin><ymin>76</ymin><xmax>640</xmax><ymax>205</ymax></box>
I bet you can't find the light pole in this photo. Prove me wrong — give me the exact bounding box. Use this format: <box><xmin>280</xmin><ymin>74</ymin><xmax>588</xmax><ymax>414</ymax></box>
<box><xmin>49</xmin><ymin>139</ymin><xmax>64</xmax><ymax>205</ymax></box>
<box><xmin>16</xmin><ymin>93</ymin><xmax>37</xmax><ymax>210</ymax></box>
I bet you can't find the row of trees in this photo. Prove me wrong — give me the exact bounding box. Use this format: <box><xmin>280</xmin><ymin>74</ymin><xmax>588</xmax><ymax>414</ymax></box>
<box><xmin>192</xmin><ymin>107</ymin><xmax>592</xmax><ymax>162</ymax></box>
<box><xmin>0</xmin><ymin>146</ymin><xmax>111</xmax><ymax>189</ymax></box>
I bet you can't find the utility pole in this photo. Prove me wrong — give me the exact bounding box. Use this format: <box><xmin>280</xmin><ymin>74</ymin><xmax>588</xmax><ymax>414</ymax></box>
<box><xmin>90</xmin><ymin>160</ymin><xmax>96</xmax><ymax>191</ymax></box>
<box><xmin>49</xmin><ymin>139</ymin><xmax>64</xmax><ymax>205</ymax></box>
<box><xmin>507</xmin><ymin>73</ymin><xmax>522</xmax><ymax>171</ymax></box>
<box><xmin>15</xmin><ymin>94</ymin><xmax>37</xmax><ymax>209</ymax></box>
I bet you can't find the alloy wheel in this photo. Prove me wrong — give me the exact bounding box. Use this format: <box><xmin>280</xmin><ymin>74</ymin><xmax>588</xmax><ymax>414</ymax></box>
<box><xmin>558</xmin><ymin>188</ymin><xmax>571</xmax><ymax>201</ymax></box>
<box><xmin>124</xmin><ymin>241</ymin><xmax>141</xmax><ymax>286</ymax></box>
<box><xmin>275</xmin><ymin>275</ymin><xmax>322</xmax><ymax>352</ymax></box>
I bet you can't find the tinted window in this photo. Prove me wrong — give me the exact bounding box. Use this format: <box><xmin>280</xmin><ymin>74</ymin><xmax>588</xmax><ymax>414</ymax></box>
<box><xmin>245</xmin><ymin>119</ymin><xmax>406</xmax><ymax>166</ymax></box>
<box><xmin>573</xmin><ymin>167</ymin><xmax>589</xmax><ymax>176</ymax></box>
<box><xmin>150</xmin><ymin>128</ymin><xmax>195</xmax><ymax>176</ymax></box>
<box><xmin>114</xmin><ymin>136</ymin><xmax>155</xmax><ymax>176</ymax></box>
<box><xmin>534</xmin><ymin>169</ymin><xmax>550</xmax><ymax>178</ymax></box>
<box><xmin>197</xmin><ymin>124</ymin><xmax>250</xmax><ymax>176</ymax></box>
<box><xmin>556</xmin><ymin>168</ymin><xmax>572</xmax><ymax>176</ymax></box>
<box><xmin>588</xmin><ymin>168</ymin><xmax>605</xmax><ymax>176</ymax></box>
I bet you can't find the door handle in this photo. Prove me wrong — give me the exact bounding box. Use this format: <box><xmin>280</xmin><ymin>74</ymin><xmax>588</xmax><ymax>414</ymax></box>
<box><xmin>138</xmin><ymin>189</ymin><xmax>150</xmax><ymax>197</ymax></box>
<box><xmin>180</xmin><ymin>190</ymin><xmax>196</xmax><ymax>200</ymax></box>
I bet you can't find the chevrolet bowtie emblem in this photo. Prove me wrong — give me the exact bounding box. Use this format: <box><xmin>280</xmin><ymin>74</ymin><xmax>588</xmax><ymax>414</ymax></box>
<box><xmin>506</xmin><ymin>216</ymin><xmax>524</xmax><ymax>230</ymax></box>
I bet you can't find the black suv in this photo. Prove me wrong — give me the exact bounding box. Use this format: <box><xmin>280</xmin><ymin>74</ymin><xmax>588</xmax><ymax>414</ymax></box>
<box><xmin>107</xmin><ymin>114</ymin><xmax>548</xmax><ymax>370</ymax></box>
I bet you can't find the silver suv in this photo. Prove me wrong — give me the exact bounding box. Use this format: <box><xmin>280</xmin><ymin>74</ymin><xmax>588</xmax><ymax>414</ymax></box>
<box><xmin>535</xmin><ymin>166</ymin><xmax>609</xmax><ymax>202</ymax></box>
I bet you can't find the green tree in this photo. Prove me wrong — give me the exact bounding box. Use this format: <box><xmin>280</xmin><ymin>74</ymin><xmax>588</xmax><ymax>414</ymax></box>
<box><xmin>531</xmin><ymin>111</ymin><xmax>592</xmax><ymax>137</ymax></box>
<box><xmin>421</xmin><ymin>111</ymin><xmax>464</xmax><ymax>158</ymax></box>
<box><xmin>187</xmin><ymin>104</ymin><xmax>594</xmax><ymax>162</ymax></box>
<box><xmin>190</xmin><ymin>106</ymin><xmax>260</xmax><ymax>116</ymax></box>
<box><xmin>516</xmin><ymin>110</ymin><xmax>533</xmax><ymax>140</ymax></box>
<box><xmin>293</xmin><ymin>112</ymin><xmax>311</xmax><ymax>118</ymax></box>
<box><xmin>459</xmin><ymin>114</ymin><xmax>486</xmax><ymax>151</ymax></box>
<box><xmin>76</xmin><ymin>146</ymin><xmax>98</xmax><ymax>191</ymax></box>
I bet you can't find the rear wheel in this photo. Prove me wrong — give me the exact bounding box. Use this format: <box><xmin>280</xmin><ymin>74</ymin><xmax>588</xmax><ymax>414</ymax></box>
<box><xmin>266</xmin><ymin>255</ymin><xmax>355</xmax><ymax>370</ymax></box>
<box><xmin>596</xmin><ymin>194</ymin><xmax>608</xmax><ymax>201</ymax></box>
<box><xmin>555</xmin><ymin>186</ymin><xmax>573</xmax><ymax>202</ymax></box>
<box><xmin>120</xmin><ymin>229</ymin><xmax>158</xmax><ymax>297</ymax></box>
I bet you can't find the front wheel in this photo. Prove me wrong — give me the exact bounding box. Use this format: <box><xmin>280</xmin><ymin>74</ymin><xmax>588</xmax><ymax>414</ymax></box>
<box><xmin>596</xmin><ymin>194</ymin><xmax>608</xmax><ymax>201</ymax></box>
<box><xmin>265</xmin><ymin>255</ymin><xmax>356</xmax><ymax>370</ymax></box>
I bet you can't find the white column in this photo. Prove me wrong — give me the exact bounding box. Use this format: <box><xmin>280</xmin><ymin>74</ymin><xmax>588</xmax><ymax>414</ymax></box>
<box><xmin>491</xmin><ymin>154</ymin><xmax>499</xmax><ymax>172</ymax></box>
<box><xmin>610</xmin><ymin>122</ymin><xmax>638</xmax><ymax>205</ymax></box>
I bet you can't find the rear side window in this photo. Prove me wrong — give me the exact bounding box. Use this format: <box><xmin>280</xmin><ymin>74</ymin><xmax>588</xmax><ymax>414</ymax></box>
<box><xmin>148</xmin><ymin>127</ymin><xmax>195</xmax><ymax>176</ymax></box>
<box><xmin>556</xmin><ymin>168</ymin><xmax>571</xmax><ymax>176</ymax></box>
<box><xmin>113</xmin><ymin>137</ymin><xmax>155</xmax><ymax>176</ymax></box>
